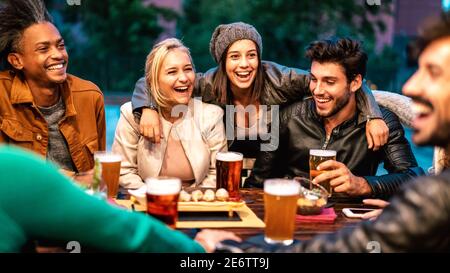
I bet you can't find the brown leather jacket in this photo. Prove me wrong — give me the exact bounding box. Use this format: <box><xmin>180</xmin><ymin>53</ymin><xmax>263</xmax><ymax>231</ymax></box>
<box><xmin>0</xmin><ymin>71</ymin><xmax>106</xmax><ymax>172</ymax></box>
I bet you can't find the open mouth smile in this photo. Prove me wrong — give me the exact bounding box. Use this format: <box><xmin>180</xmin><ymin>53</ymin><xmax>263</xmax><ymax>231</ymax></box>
<box><xmin>174</xmin><ymin>86</ymin><xmax>190</xmax><ymax>93</ymax></box>
<box><xmin>314</xmin><ymin>96</ymin><xmax>332</xmax><ymax>105</ymax></box>
<box><xmin>46</xmin><ymin>61</ymin><xmax>66</xmax><ymax>72</ymax></box>
<box><xmin>235</xmin><ymin>71</ymin><xmax>252</xmax><ymax>80</ymax></box>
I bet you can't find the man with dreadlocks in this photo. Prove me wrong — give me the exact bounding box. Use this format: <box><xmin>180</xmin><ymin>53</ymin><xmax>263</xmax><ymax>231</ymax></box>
<box><xmin>0</xmin><ymin>0</ymin><xmax>105</xmax><ymax>173</ymax></box>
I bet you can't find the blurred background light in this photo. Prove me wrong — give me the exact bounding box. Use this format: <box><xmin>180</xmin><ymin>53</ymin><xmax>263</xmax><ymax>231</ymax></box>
<box><xmin>443</xmin><ymin>0</ymin><xmax>450</xmax><ymax>11</ymax></box>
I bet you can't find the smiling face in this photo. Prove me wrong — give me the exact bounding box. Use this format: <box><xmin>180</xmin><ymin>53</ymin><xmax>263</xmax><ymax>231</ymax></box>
<box><xmin>225</xmin><ymin>39</ymin><xmax>259</xmax><ymax>94</ymax></box>
<box><xmin>309</xmin><ymin>61</ymin><xmax>360</xmax><ymax>119</ymax></box>
<box><xmin>158</xmin><ymin>48</ymin><xmax>195</xmax><ymax>107</ymax></box>
<box><xmin>402</xmin><ymin>37</ymin><xmax>450</xmax><ymax>147</ymax></box>
<box><xmin>9</xmin><ymin>22</ymin><xmax>68</xmax><ymax>87</ymax></box>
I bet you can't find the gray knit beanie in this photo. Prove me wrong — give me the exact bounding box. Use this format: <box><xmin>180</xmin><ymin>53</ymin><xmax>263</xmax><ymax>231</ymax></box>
<box><xmin>209</xmin><ymin>22</ymin><xmax>263</xmax><ymax>63</ymax></box>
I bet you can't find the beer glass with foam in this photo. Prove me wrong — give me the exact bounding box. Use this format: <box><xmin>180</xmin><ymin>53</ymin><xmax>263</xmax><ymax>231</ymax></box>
<box><xmin>94</xmin><ymin>151</ymin><xmax>122</xmax><ymax>198</ymax></box>
<box><xmin>264</xmin><ymin>179</ymin><xmax>300</xmax><ymax>245</ymax></box>
<box><xmin>309</xmin><ymin>149</ymin><xmax>336</xmax><ymax>197</ymax></box>
<box><xmin>145</xmin><ymin>177</ymin><xmax>181</xmax><ymax>228</ymax></box>
<box><xmin>216</xmin><ymin>151</ymin><xmax>243</xmax><ymax>201</ymax></box>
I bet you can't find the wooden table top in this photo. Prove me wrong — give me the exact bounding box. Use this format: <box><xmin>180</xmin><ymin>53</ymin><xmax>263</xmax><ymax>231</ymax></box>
<box><xmin>178</xmin><ymin>188</ymin><xmax>367</xmax><ymax>241</ymax></box>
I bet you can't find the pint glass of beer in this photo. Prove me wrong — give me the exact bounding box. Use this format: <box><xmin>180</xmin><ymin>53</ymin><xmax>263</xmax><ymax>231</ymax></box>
<box><xmin>94</xmin><ymin>151</ymin><xmax>122</xmax><ymax>198</ymax></box>
<box><xmin>216</xmin><ymin>151</ymin><xmax>243</xmax><ymax>201</ymax></box>
<box><xmin>309</xmin><ymin>149</ymin><xmax>336</xmax><ymax>197</ymax></box>
<box><xmin>264</xmin><ymin>179</ymin><xmax>300</xmax><ymax>245</ymax></box>
<box><xmin>145</xmin><ymin>177</ymin><xmax>181</xmax><ymax>228</ymax></box>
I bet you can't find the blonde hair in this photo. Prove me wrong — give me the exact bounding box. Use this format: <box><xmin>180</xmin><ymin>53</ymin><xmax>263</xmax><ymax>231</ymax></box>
<box><xmin>145</xmin><ymin>38</ymin><xmax>193</xmax><ymax>110</ymax></box>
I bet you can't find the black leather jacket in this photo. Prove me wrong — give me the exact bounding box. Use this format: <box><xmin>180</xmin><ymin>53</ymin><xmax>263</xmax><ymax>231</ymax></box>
<box><xmin>245</xmin><ymin>98</ymin><xmax>424</xmax><ymax>200</ymax></box>
<box><xmin>131</xmin><ymin>61</ymin><xmax>382</xmax><ymax>118</ymax></box>
<box><xmin>246</xmin><ymin>171</ymin><xmax>450</xmax><ymax>252</ymax></box>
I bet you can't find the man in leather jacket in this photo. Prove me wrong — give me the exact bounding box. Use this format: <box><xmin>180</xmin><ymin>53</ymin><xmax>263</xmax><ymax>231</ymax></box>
<box><xmin>245</xmin><ymin>13</ymin><xmax>450</xmax><ymax>252</ymax></box>
<box><xmin>245</xmin><ymin>38</ymin><xmax>424</xmax><ymax>200</ymax></box>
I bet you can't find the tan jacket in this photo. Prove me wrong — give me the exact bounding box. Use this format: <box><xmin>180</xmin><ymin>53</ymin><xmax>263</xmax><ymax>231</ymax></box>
<box><xmin>112</xmin><ymin>100</ymin><xmax>227</xmax><ymax>189</ymax></box>
<box><xmin>0</xmin><ymin>71</ymin><xmax>106</xmax><ymax>172</ymax></box>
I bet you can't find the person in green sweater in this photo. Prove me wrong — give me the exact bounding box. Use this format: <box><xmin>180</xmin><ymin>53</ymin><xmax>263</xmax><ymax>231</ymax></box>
<box><xmin>0</xmin><ymin>145</ymin><xmax>240</xmax><ymax>252</ymax></box>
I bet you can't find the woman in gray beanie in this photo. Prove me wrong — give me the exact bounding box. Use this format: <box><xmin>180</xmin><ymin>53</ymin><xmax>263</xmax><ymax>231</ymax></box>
<box><xmin>131</xmin><ymin>22</ymin><xmax>392</xmax><ymax>158</ymax></box>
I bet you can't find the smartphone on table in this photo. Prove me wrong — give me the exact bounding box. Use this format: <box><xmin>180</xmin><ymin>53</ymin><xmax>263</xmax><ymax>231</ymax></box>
<box><xmin>342</xmin><ymin>208</ymin><xmax>376</xmax><ymax>218</ymax></box>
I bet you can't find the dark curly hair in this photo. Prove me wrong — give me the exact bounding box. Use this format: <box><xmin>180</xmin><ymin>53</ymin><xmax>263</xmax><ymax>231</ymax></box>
<box><xmin>0</xmin><ymin>0</ymin><xmax>52</xmax><ymax>70</ymax></box>
<box><xmin>305</xmin><ymin>37</ymin><xmax>367</xmax><ymax>83</ymax></box>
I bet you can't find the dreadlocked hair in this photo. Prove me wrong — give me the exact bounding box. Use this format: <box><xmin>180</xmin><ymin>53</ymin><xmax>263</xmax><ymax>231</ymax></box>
<box><xmin>0</xmin><ymin>0</ymin><xmax>53</xmax><ymax>70</ymax></box>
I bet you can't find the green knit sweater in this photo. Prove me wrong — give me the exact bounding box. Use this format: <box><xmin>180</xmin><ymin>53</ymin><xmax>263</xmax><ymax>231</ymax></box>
<box><xmin>0</xmin><ymin>146</ymin><xmax>205</xmax><ymax>253</ymax></box>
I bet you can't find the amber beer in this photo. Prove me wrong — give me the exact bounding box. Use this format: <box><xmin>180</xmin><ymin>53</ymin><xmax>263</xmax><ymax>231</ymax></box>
<box><xmin>264</xmin><ymin>179</ymin><xmax>300</xmax><ymax>245</ymax></box>
<box><xmin>309</xmin><ymin>149</ymin><xmax>336</xmax><ymax>197</ymax></box>
<box><xmin>216</xmin><ymin>152</ymin><xmax>243</xmax><ymax>201</ymax></box>
<box><xmin>145</xmin><ymin>177</ymin><xmax>181</xmax><ymax>228</ymax></box>
<box><xmin>94</xmin><ymin>152</ymin><xmax>122</xmax><ymax>198</ymax></box>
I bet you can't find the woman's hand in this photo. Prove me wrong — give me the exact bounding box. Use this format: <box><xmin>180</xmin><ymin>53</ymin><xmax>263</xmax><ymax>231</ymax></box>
<box><xmin>366</xmin><ymin>118</ymin><xmax>389</xmax><ymax>151</ymax></box>
<box><xmin>194</xmin><ymin>229</ymin><xmax>242</xmax><ymax>253</ymax></box>
<box><xmin>140</xmin><ymin>108</ymin><xmax>163</xmax><ymax>143</ymax></box>
<box><xmin>361</xmin><ymin>199</ymin><xmax>390</xmax><ymax>221</ymax></box>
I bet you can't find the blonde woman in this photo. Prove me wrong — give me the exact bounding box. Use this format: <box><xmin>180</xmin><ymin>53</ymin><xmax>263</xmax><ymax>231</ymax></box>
<box><xmin>112</xmin><ymin>38</ymin><xmax>227</xmax><ymax>189</ymax></box>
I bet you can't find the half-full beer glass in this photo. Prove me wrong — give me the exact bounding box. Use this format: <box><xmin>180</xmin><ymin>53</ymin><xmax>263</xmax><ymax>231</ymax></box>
<box><xmin>216</xmin><ymin>151</ymin><xmax>243</xmax><ymax>201</ymax></box>
<box><xmin>309</xmin><ymin>149</ymin><xmax>336</xmax><ymax>197</ymax></box>
<box><xmin>145</xmin><ymin>177</ymin><xmax>181</xmax><ymax>228</ymax></box>
<box><xmin>264</xmin><ymin>179</ymin><xmax>300</xmax><ymax>245</ymax></box>
<box><xmin>94</xmin><ymin>151</ymin><xmax>122</xmax><ymax>198</ymax></box>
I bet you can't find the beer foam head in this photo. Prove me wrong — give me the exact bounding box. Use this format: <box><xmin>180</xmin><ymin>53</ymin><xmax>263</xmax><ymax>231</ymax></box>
<box><xmin>216</xmin><ymin>151</ymin><xmax>243</xmax><ymax>162</ymax></box>
<box><xmin>94</xmin><ymin>152</ymin><xmax>122</xmax><ymax>162</ymax></box>
<box><xmin>146</xmin><ymin>177</ymin><xmax>181</xmax><ymax>195</ymax></box>
<box><xmin>264</xmin><ymin>179</ymin><xmax>300</xmax><ymax>196</ymax></box>
<box><xmin>309</xmin><ymin>149</ymin><xmax>336</xmax><ymax>157</ymax></box>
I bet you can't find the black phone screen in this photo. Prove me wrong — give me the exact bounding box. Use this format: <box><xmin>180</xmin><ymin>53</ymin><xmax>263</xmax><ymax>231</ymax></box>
<box><xmin>349</xmin><ymin>208</ymin><xmax>375</xmax><ymax>214</ymax></box>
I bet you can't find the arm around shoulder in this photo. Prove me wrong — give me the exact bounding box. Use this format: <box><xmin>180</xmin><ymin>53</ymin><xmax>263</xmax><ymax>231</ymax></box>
<box><xmin>261</xmin><ymin>61</ymin><xmax>310</xmax><ymax>105</ymax></box>
<box><xmin>131</xmin><ymin>77</ymin><xmax>158</xmax><ymax>114</ymax></box>
<box><xmin>357</xmin><ymin>81</ymin><xmax>383</xmax><ymax>119</ymax></box>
